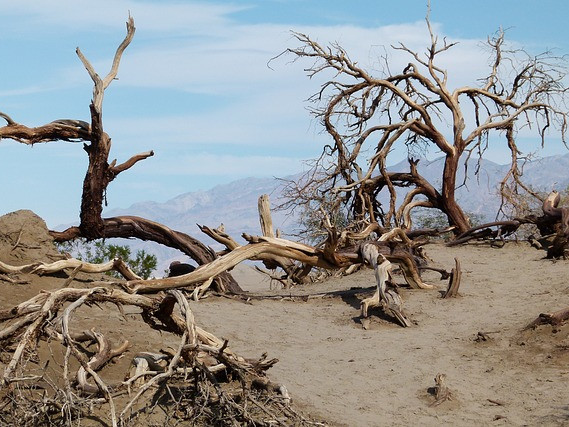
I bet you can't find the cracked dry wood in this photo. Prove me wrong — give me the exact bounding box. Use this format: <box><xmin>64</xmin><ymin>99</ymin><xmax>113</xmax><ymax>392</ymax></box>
<box><xmin>360</xmin><ymin>243</ymin><xmax>412</xmax><ymax>327</ymax></box>
<box><xmin>0</xmin><ymin>257</ymin><xmax>141</xmax><ymax>280</ymax></box>
<box><xmin>443</xmin><ymin>258</ymin><xmax>462</xmax><ymax>298</ymax></box>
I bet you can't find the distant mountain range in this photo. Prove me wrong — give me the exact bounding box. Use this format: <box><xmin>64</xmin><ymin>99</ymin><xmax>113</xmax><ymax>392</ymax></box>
<box><xmin>100</xmin><ymin>153</ymin><xmax>569</xmax><ymax>274</ymax></box>
<box><xmin>102</xmin><ymin>176</ymin><xmax>299</xmax><ymax>274</ymax></box>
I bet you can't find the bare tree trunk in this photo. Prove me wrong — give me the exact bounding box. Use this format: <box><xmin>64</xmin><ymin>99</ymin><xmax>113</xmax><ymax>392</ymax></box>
<box><xmin>441</xmin><ymin>154</ymin><xmax>470</xmax><ymax>234</ymax></box>
<box><xmin>79</xmin><ymin>106</ymin><xmax>111</xmax><ymax>238</ymax></box>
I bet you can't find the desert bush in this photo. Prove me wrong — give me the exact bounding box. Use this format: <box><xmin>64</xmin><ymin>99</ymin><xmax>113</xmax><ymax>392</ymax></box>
<box><xmin>412</xmin><ymin>208</ymin><xmax>484</xmax><ymax>231</ymax></box>
<box><xmin>294</xmin><ymin>195</ymin><xmax>351</xmax><ymax>244</ymax></box>
<box><xmin>56</xmin><ymin>239</ymin><xmax>157</xmax><ymax>279</ymax></box>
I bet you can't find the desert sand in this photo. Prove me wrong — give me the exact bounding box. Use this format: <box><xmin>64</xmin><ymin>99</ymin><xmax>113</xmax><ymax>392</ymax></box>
<box><xmin>1</xmin><ymin>210</ymin><xmax>568</xmax><ymax>426</ymax></box>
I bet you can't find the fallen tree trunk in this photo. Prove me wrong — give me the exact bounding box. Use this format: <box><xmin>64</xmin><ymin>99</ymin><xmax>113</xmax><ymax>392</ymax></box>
<box><xmin>106</xmin><ymin>228</ymin><xmax>433</xmax><ymax>295</ymax></box>
<box><xmin>117</xmin><ymin>240</ymin><xmax>340</xmax><ymax>294</ymax></box>
<box><xmin>0</xmin><ymin>257</ymin><xmax>141</xmax><ymax>280</ymax></box>
<box><xmin>51</xmin><ymin>216</ymin><xmax>242</xmax><ymax>293</ymax></box>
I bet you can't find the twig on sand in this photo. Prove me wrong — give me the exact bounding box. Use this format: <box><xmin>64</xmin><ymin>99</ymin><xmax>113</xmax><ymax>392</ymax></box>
<box><xmin>428</xmin><ymin>373</ymin><xmax>454</xmax><ymax>407</ymax></box>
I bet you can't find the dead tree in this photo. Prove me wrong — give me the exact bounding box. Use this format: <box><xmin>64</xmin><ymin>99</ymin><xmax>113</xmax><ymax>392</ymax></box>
<box><xmin>178</xmin><ymin>222</ymin><xmax>436</xmax><ymax>297</ymax></box>
<box><xmin>450</xmin><ymin>190</ymin><xmax>569</xmax><ymax>258</ymax></box>
<box><xmin>0</xmin><ymin>17</ymin><xmax>240</xmax><ymax>293</ymax></box>
<box><xmin>278</xmin><ymin>9</ymin><xmax>568</xmax><ymax>237</ymax></box>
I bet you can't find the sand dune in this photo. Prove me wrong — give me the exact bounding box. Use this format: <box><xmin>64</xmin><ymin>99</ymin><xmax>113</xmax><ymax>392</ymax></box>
<box><xmin>1</xmin><ymin>211</ymin><xmax>568</xmax><ymax>426</ymax></box>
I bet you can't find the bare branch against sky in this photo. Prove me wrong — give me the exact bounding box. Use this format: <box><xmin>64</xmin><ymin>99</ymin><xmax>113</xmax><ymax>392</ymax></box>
<box><xmin>1</xmin><ymin>0</ymin><xmax>568</xmax><ymax>226</ymax></box>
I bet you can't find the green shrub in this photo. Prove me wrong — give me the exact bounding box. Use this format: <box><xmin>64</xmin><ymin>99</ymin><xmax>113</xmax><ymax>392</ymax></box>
<box><xmin>56</xmin><ymin>239</ymin><xmax>157</xmax><ymax>279</ymax></box>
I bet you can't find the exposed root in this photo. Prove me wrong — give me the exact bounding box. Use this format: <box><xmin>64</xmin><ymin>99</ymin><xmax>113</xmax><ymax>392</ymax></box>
<box><xmin>360</xmin><ymin>243</ymin><xmax>412</xmax><ymax>327</ymax></box>
<box><xmin>428</xmin><ymin>373</ymin><xmax>454</xmax><ymax>407</ymax></box>
<box><xmin>0</xmin><ymin>287</ymin><xmax>317</xmax><ymax>426</ymax></box>
<box><xmin>524</xmin><ymin>306</ymin><xmax>569</xmax><ymax>330</ymax></box>
<box><xmin>442</xmin><ymin>258</ymin><xmax>462</xmax><ymax>298</ymax></box>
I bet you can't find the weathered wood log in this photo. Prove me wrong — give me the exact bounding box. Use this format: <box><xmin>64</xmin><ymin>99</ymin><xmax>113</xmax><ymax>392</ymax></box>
<box><xmin>442</xmin><ymin>258</ymin><xmax>461</xmax><ymax>298</ymax></box>
<box><xmin>114</xmin><ymin>227</ymin><xmax>433</xmax><ymax>294</ymax></box>
<box><xmin>51</xmin><ymin>216</ymin><xmax>243</xmax><ymax>294</ymax></box>
<box><xmin>0</xmin><ymin>257</ymin><xmax>141</xmax><ymax>280</ymax></box>
<box><xmin>449</xmin><ymin>191</ymin><xmax>569</xmax><ymax>254</ymax></box>
<box><xmin>429</xmin><ymin>373</ymin><xmax>454</xmax><ymax>407</ymax></box>
<box><xmin>524</xmin><ymin>306</ymin><xmax>569</xmax><ymax>330</ymax></box>
<box><xmin>360</xmin><ymin>243</ymin><xmax>412</xmax><ymax>327</ymax></box>
<box><xmin>118</xmin><ymin>240</ymin><xmax>336</xmax><ymax>294</ymax></box>
<box><xmin>448</xmin><ymin>220</ymin><xmax>522</xmax><ymax>246</ymax></box>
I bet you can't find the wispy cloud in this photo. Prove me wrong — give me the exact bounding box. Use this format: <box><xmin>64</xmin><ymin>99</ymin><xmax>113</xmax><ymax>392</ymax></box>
<box><xmin>0</xmin><ymin>1</ymin><xmax>248</xmax><ymax>35</ymax></box>
<box><xmin>141</xmin><ymin>153</ymin><xmax>304</xmax><ymax>177</ymax></box>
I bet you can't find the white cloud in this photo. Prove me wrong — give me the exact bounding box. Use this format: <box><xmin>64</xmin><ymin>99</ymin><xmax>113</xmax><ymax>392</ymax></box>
<box><xmin>104</xmin><ymin>86</ymin><xmax>320</xmax><ymax>151</ymax></box>
<box><xmin>2</xmin><ymin>0</ymin><xmax>498</xmax><ymax>106</ymax></box>
<box><xmin>51</xmin><ymin>18</ymin><xmax>491</xmax><ymax>96</ymax></box>
<box><xmin>52</xmin><ymin>14</ymin><xmax>517</xmax><ymax>182</ymax></box>
<box><xmin>0</xmin><ymin>85</ymin><xmax>55</xmax><ymax>98</ymax></box>
<box><xmin>141</xmin><ymin>152</ymin><xmax>304</xmax><ymax>177</ymax></box>
<box><xmin>0</xmin><ymin>1</ymin><xmax>247</xmax><ymax>35</ymax></box>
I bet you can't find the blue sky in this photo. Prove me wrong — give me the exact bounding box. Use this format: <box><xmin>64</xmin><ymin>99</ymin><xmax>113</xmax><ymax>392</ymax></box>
<box><xmin>1</xmin><ymin>0</ymin><xmax>569</xmax><ymax>227</ymax></box>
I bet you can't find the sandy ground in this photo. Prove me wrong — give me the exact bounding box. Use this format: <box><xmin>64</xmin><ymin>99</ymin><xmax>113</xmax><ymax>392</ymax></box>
<box><xmin>1</xmin><ymin>210</ymin><xmax>569</xmax><ymax>426</ymax></box>
<box><xmin>196</xmin><ymin>244</ymin><xmax>569</xmax><ymax>426</ymax></box>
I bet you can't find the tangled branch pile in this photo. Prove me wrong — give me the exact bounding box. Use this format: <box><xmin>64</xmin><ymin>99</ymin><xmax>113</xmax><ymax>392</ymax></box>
<box><xmin>0</xmin><ymin>212</ymin><xmax>317</xmax><ymax>426</ymax></box>
<box><xmin>1</xmin><ymin>289</ymin><xmax>301</xmax><ymax>425</ymax></box>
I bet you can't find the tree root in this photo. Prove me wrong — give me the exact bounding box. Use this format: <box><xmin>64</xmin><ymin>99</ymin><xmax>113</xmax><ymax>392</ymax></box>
<box><xmin>442</xmin><ymin>258</ymin><xmax>462</xmax><ymax>298</ymax></box>
<box><xmin>428</xmin><ymin>373</ymin><xmax>454</xmax><ymax>407</ymax></box>
<box><xmin>360</xmin><ymin>243</ymin><xmax>412</xmax><ymax>327</ymax></box>
<box><xmin>524</xmin><ymin>306</ymin><xmax>569</xmax><ymax>330</ymax></box>
<box><xmin>0</xmin><ymin>287</ymin><xmax>314</xmax><ymax>426</ymax></box>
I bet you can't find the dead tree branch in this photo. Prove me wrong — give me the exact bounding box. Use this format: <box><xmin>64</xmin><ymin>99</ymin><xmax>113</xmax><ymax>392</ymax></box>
<box><xmin>451</xmin><ymin>190</ymin><xmax>569</xmax><ymax>258</ymax></box>
<box><xmin>0</xmin><ymin>16</ymin><xmax>242</xmax><ymax>294</ymax></box>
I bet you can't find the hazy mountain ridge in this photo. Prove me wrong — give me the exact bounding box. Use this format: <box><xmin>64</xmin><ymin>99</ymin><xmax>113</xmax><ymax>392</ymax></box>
<box><xmin>105</xmin><ymin>176</ymin><xmax>298</xmax><ymax>241</ymax></box>
<box><xmin>387</xmin><ymin>154</ymin><xmax>569</xmax><ymax>220</ymax></box>
<box><xmin>103</xmin><ymin>176</ymin><xmax>299</xmax><ymax>274</ymax></box>
<box><xmin>101</xmin><ymin>153</ymin><xmax>569</xmax><ymax>274</ymax></box>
